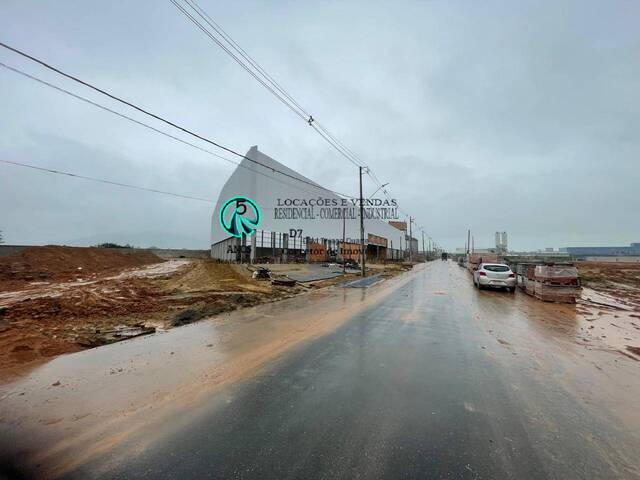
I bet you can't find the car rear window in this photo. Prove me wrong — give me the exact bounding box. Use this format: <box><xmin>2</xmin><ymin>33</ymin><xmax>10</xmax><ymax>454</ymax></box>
<box><xmin>484</xmin><ymin>265</ymin><xmax>510</xmax><ymax>272</ymax></box>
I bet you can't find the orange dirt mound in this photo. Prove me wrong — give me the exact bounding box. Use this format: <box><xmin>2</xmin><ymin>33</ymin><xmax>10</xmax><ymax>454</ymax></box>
<box><xmin>0</xmin><ymin>246</ymin><xmax>162</xmax><ymax>286</ymax></box>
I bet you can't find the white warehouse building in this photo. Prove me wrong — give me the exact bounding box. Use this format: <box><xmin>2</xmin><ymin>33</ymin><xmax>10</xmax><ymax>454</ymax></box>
<box><xmin>211</xmin><ymin>147</ymin><xmax>409</xmax><ymax>262</ymax></box>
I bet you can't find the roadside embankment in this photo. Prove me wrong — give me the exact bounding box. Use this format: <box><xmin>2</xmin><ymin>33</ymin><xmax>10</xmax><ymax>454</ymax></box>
<box><xmin>0</xmin><ymin>246</ymin><xmax>404</xmax><ymax>379</ymax></box>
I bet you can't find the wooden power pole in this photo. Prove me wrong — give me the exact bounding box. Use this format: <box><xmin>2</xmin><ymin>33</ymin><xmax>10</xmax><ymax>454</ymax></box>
<box><xmin>342</xmin><ymin>213</ymin><xmax>346</xmax><ymax>274</ymax></box>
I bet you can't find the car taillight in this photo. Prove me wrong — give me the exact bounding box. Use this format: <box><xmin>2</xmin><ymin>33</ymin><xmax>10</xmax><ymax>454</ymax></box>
<box><xmin>509</xmin><ymin>273</ymin><xmax>515</xmax><ymax>278</ymax></box>
<box><xmin>479</xmin><ymin>272</ymin><xmax>486</xmax><ymax>276</ymax></box>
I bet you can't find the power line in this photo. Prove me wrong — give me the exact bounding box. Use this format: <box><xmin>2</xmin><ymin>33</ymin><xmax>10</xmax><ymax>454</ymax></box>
<box><xmin>175</xmin><ymin>0</ymin><xmax>412</xmax><ymax>222</ymax></box>
<box><xmin>184</xmin><ymin>0</ymin><xmax>311</xmax><ymax>119</ymax></box>
<box><xmin>0</xmin><ymin>62</ymin><xmax>237</xmax><ymax>167</ymax></box>
<box><xmin>171</xmin><ymin>0</ymin><xmax>366</xmax><ymax>169</ymax></box>
<box><xmin>1</xmin><ymin>159</ymin><xmax>213</xmax><ymax>203</ymax></box>
<box><xmin>2</xmin><ymin>158</ymin><xmax>337</xmax><ymax>210</ymax></box>
<box><xmin>0</xmin><ymin>61</ymin><xmax>350</xmax><ymax>200</ymax></box>
<box><xmin>0</xmin><ymin>41</ymin><xmax>355</xmax><ymax>199</ymax></box>
<box><xmin>170</xmin><ymin>0</ymin><xmax>307</xmax><ymax>122</ymax></box>
<box><xmin>171</xmin><ymin>0</ymin><xmax>414</xmax><ymax>223</ymax></box>
<box><xmin>172</xmin><ymin>0</ymin><xmax>367</xmax><ymax>178</ymax></box>
<box><xmin>313</xmin><ymin>121</ymin><xmax>365</xmax><ymax>166</ymax></box>
<box><xmin>177</xmin><ymin>0</ymin><xmax>365</xmax><ymax>170</ymax></box>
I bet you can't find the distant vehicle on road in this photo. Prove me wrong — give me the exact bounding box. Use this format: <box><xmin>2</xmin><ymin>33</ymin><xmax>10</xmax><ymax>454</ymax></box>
<box><xmin>473</xmin><ymin>263</ymin><xmax>516</xmax><ymax>292</ymax></box>
<box><xmin>441</xmin><ymin>252</ymin><xmax>448</xmax><ymax>261</ymax></box>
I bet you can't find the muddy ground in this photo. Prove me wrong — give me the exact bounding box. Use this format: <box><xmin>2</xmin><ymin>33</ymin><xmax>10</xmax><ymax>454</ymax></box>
<box><xmin>0</xmin><ymin>245</ymin><xmax>162</xmax><ymax>291</ymax></box>
<box><xmin>577</xmin><ymin>261</ymin><xmax>640</xmax><ymax>304</ymax></box>
<box><xmin>3</xmin><ymin>253</ymin><xmax>636</xmax><ymax>381</ymax></box>
<box><xmin>1</xmin><ymin>247</ymin><xmax>406</xmax><ymax>379</ymax></box>
<box><xmin>575</xmin><ymin>262</ymin><xmax>640</xmax><ymax>360</ymax></box>
<box><xmin>0</xmin><ymin>259</ymin><xmax>316</xmax><ymax>378</ymax></box>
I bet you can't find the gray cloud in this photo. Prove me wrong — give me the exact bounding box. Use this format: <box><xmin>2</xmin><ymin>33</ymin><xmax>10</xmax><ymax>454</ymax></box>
<box><xmin>1</xmin><ymin>0</ymin><xmax>638</xmax><ymax>250</ymax></box>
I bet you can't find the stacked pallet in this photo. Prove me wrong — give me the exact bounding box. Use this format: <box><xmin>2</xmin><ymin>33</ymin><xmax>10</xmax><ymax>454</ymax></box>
<box><xmin>467</xmin><ymin>252</ymin><xmax>499</xmax><ymax>273</ymax></box>
<box><xmin>516</xmin><ymin>264</ymin><xmax>537</xmax><ymax>296</ymax></box>
<box><xmin>533</xmin><ymin>265</ymin><xmax>581</xmax><ymax>303</ymax></box>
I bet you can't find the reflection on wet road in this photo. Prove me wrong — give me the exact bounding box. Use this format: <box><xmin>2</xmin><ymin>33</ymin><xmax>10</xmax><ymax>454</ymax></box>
<box><xmin>69</xmin><ymin>262</ymin><xmax>640</xmax><ymax>479</ymax></box>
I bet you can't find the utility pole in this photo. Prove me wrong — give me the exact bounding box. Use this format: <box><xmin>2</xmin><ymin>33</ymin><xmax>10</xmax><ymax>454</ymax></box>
<box><xmin>408</xmin><ymin>216</ymin><xmax>413</xmax><ymax>262</ymax></box>
<box><xmin>359</xmin><ymin>166</ymin><xmax>366</xmax><ymax>277</ymax></box>
<box><xmin>467</xmin><ymin>229</ymin><xmax>471</xmax><ymax>254</ymax></box>
<box><xmin>421</xmin><ymin>230</ymin><xmax>425</xmax><ymax>262</ymax></box>
<box><xmin>342</xmin><ymin>213</ymin><xmax>346</xmax><ymax>274</ymax></box>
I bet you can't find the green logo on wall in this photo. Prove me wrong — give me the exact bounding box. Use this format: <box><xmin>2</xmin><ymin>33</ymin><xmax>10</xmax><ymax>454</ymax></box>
<box><xmin>219</xmin><ymin>196</ymin><xmax>261</xmax><ymax>238</ymax></box>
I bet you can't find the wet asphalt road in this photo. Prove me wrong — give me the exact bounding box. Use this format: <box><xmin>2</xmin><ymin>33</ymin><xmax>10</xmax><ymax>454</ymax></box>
<box><xmin>71</xmin><ymin>261</ymin><xmax>638</xmax><ymax>480</ymax></box>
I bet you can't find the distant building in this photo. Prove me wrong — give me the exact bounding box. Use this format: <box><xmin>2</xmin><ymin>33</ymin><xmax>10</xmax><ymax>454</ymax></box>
<box><xmin>388</xmin><ymin>220</ymin><xmax>417</xmax><ymax>257</ymax></box>
<box><xmin>563</xmin><ymin>243</ymin><xmax>640</xmax><ymax>256</ymax></box>
<box><xmin>495</xmin><ymin>231</ymin><xmax>508</xmax><ymax>253</ymax></box>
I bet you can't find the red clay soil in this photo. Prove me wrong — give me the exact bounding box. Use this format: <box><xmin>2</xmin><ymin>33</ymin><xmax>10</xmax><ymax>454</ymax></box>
<box><xmin>0</xmin><ymin>246</ymin><xmax>162</xmax><ymax>289</ymax></box>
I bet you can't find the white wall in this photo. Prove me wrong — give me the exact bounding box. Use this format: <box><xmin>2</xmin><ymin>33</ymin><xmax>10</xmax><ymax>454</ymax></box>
<box><xmin>211</xmin><ymin>147</ymin><xmax>403</xmax><ymax>247</ymax></box>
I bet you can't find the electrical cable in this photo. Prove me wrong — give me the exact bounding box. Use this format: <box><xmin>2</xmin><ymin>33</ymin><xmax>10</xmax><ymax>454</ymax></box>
<box><xmin>171</xmin><ymin>0</ymin><xmax>366</xmax><ymax>169</ymax></box>
<box><xmin>0</xmin><ymin>41</ymin><xmax>355</xmax><ymax>199</ymax></box>
<box><xmin>1</xmin><ymin>158</ymin><xmax>213</xmax><ymax>202</ymax></box>
<box><xmin>0</xmin><ymin>62</ymin><xmax>352</xmax><ymax>200</ymax></box>
<box><xmin>171</xmin><ymin>0</ymin><xmax>415</xmax><ymax>224</ymax></box>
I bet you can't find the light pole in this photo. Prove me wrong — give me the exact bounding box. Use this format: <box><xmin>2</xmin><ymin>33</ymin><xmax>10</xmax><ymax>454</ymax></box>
<box><xmin>342</xmin><ymin>213</ymin><xmax>346</xmax><ymax>274</ymax></box>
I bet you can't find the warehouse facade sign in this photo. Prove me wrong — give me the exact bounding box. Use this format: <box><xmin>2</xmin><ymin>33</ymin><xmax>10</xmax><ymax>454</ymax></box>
<box><xmin>273</xmin><ymin>197</ymin><xmax>399</xmax><ymax>221</ymax></box>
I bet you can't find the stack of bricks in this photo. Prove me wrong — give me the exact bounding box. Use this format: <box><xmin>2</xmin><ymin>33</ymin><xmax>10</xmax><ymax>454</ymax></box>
<box><xmin>517</xmin><ymin>264</ymin><xmax>537</xmax><ymax>296</ymax></box>
<box><xmin>533</xmin><ymin>264</ymin><xmax>581</xmax><ymax>303</ymax></box>
<box><xmin>467</xmin><ymin>252</ymin><xmax>499</xmax><ymax>273</ymax></box>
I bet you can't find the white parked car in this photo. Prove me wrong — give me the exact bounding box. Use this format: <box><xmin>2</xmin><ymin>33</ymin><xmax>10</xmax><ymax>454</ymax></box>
<box><xmin>473</xmin><ymin>263</ymin><xmax>516</xmax><ymax>292</ymax></box>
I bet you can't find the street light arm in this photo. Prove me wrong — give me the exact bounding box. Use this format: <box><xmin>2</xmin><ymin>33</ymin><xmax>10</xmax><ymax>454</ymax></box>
<box><xmin>367</xmin><ymin>183</ymin><xmax>389</xmax><ymax>200</ymax></box>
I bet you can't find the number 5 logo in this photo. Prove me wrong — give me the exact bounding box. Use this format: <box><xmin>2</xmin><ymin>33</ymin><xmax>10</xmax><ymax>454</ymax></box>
<box><xmin>219</xmin><ymin>196</ymin><xmax>261</xmax><ymax>237</ymax></box>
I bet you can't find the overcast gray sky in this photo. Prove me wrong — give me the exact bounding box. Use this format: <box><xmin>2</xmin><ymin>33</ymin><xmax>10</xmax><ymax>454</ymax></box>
<box><xmin>1</xmin><ymin>0</ymin><xmax>638</xmax><ymax>251</ymax></box>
